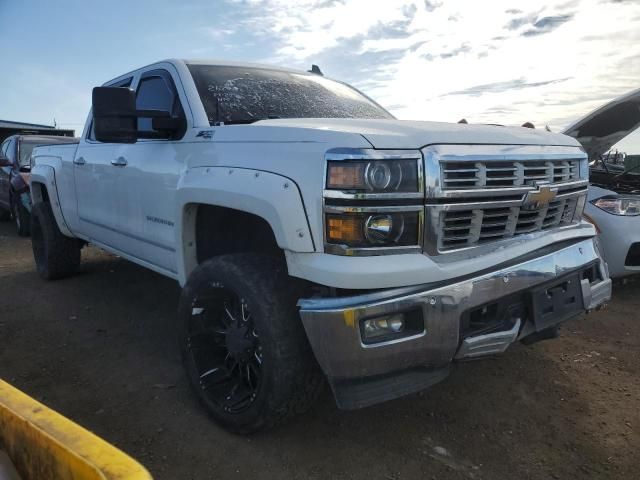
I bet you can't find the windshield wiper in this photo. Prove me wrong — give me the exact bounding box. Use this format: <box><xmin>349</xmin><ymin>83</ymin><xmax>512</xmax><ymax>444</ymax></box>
<box><xmin>209</xmin><ymin>115</ymin><xmax>282</xmax><ymax>126</ymax></box>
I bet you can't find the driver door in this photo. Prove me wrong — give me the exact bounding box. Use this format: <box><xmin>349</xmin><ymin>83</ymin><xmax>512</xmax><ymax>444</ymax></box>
<box><xmin>110</xmin><ymin>68</ymin><xmax>187</xmax><ymax>274</ymax></box>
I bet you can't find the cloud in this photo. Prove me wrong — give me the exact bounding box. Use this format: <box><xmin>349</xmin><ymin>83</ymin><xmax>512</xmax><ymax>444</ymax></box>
<box><xmin>440</xmin><ymin>43</ymin><xmax>471</xmax><ymax>59</ymax></box>
<box><xmin>505</xmin><ymin>13</ymin><xmax>538</xmax><ymax>30</ymax></box>
<box><xmin>522</xmin><ymin>14</ymin><xmax>574</xmax><ymax>36</ymax></box>
<box><xmin>408</xmin><ymin>40</ymin><xmax>427</xmax><ymax>52</ymax></box>
<box><xmin>314</xmin><ymin>0</ymin><xmax>347</xmax><ymax>7</ymax></box>
<box><xmin>445</xmin><ymin>77</ymin><xmax>573</xmax><ymax>96</ymax></box>
<box><xmin>368</xmin><ymin>18</ymin><xmax>414</xmax><ymax>39</ymax></box>
<box><xmin>423</xmin><ymin>1</ymin><xmax>441</xmax><ymax>12</ymax></box>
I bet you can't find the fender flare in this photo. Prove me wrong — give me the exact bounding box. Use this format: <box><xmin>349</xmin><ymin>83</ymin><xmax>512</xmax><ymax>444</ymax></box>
<box><xmin>30</xmin><ymin>164</ymin><xmax>74</xmax><ymax>237</ymax></box>
<box><xmin>175</xmin><ymin>167</ymin><xmax>315</xmax><ymax>284</ymax></box>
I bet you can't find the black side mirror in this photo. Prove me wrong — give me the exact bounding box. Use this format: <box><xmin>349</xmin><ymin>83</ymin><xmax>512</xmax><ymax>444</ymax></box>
<box><xmin>92</xmin><ymin>87</ymin><xmax>138</xmax><ymax>143</ymax></box>
<box><xmin>0</xmin><ymin>154</ymin><xmax>11</xmax><ymax>168</ymax></box>
<box><xmin>92</xmin><ymin>86</ymin><xmax>183</xmax><ymax>142</ymax></box>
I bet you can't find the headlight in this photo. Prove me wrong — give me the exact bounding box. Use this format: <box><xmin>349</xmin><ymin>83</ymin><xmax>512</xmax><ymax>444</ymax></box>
<box><xmin>592</xmin><ymin>196</ymin><xmax>640</xmax><ymax>216</ymax></box>
<box><xmin>324</xmin><ymin>149</ymin><xmax>424</xmax><ymax>255</ymax></box>
<box><xmin>326</xmin><ymin>159</ymin><xmax>419</xmax><ymax>193</ymax></box>
<box><xmin>325</xmin><ymin>209</ymin><xmax>421</xmax><ymax>251</ymax></box>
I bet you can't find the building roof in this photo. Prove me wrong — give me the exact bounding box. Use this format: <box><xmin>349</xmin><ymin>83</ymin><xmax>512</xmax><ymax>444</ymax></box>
<box><xmin>0</xmin><ymin>119</ymin><xmax>58</xmax><ymax>130</ymax></box>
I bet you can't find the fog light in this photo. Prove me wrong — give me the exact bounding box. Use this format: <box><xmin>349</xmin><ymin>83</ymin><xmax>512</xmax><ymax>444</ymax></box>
<box><xmin>362</xmin><ymin>314</ymin><xmax>405</xmax><ymax>341</ymax></box>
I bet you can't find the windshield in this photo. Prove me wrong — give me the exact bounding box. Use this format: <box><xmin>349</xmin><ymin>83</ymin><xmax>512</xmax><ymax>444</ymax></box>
<box><xmin>187</xmin><ymin>64</ymin><xmax>394</xmax><ymax>125</ymax></box>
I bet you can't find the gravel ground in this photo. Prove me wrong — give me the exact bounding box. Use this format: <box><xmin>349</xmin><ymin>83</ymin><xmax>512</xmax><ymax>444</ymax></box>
<box><xmin>0</xmin><ymin>221</ymin><xmax>638</xmax><ymax>479</ymax></box>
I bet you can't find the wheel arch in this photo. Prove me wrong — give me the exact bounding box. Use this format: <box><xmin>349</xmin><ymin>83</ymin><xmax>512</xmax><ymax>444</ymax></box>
<box><xmin>30</xmin><ymin>166</ymin><xmax>74</xmax><ymax>237</ymax></box>
<box><xmin>175</xmin><ymin>167</ymin><xmax>315</xmax><ymax>285</ymax></box>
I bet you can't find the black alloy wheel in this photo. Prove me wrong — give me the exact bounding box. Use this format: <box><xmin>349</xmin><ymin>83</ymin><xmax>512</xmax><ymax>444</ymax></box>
<box><xmin>185</xmin><ymin>285</ymin><xmax>262</xmax><ymax>414</ymax></box>
<box><xmin>179</xmin><ymin>254</ymin><xmax>324</xmax><ymax>433</ymax></box>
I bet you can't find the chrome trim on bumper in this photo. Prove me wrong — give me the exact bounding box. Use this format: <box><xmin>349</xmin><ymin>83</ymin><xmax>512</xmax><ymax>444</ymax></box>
<box><xmin>298</xmin><ymin>238</ymin><xmax>610</xmax><ymax>380</ymax></box>
<box><xmin>455</xmin><ymin>318</ymin><xmax>521</xmax><ymax>360</ymax></box>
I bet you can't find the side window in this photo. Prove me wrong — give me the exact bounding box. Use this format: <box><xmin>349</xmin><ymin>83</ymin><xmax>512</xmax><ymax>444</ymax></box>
<box><xmin>6</xmin><ymin>139</ymin><xmax>16</xmax><ymax>162</ymax></box>
<box><xmin>0</xmin><ymin>139</ymin><xmax>8</xmax><ymax>157</ymax></box>
<box><xmin>136</xmin><ymin>71</ymin><xmax>185</xmax><ymax>137</ymax></box>
<box><xmin>87</xmin><ymin>77</ymin><xmax>133</xmax><ymax>141</ymax></box>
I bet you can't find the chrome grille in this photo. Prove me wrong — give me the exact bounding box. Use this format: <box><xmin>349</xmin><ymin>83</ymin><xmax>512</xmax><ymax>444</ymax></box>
<box><xmin>439</xmin><ymin>198</ymin><xmax>578</xmax><ymax>251</ymax></box>
<box><xmin>441</xmin><ymin>159</ymin><xmax>580</xmax><ymax>189</ymax></box>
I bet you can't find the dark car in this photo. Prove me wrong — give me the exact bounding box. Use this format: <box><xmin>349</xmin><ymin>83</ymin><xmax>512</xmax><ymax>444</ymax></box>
<box><xmin>0</xmin><ymin>135</ymin><xmax>78</xmax><ymax>235</ymax></box>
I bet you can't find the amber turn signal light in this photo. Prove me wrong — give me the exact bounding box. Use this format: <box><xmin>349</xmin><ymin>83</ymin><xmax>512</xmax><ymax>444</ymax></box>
<box><xmin>326</xmin><ymin>215</ymin><xmax>365</xmax><ymax>244</ymax></box>
<box><xmin>327</xmin><ymin>163</ymin><xmax>366</xmax><ymax>190</ymax></box>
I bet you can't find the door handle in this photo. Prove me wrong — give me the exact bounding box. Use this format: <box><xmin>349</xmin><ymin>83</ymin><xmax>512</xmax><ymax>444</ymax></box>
<box><xmin>111</xmin><ymin>156</ymin><xmax>128</xmax><ymax>167</ymax></box>
<box><xmin>73</xmin><ymin>156</ymin><xmax>86</xmax><ymax>165</ymax></box>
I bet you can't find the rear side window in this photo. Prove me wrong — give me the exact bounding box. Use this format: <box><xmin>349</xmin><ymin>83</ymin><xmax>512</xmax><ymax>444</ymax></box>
<box><xmin>87</xmin><ymin>77</ymin><xmax>133</xmax><ymax>141</ymax></box>
<box><xmin>135</xmin><ymin>71</ymin><xmax>185</xmax><ymax>135</ymax></box>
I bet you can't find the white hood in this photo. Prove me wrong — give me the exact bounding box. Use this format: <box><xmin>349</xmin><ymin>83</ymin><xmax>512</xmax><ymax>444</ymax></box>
<box><xmin>563</xmin><ymin>87</ymin><xmax>640</xmax><ymax>159</ymax></box>
<box><xmin>257</xmin><ymin>118</ymin><xmax>579</xmax><ymax>150</ymax></box>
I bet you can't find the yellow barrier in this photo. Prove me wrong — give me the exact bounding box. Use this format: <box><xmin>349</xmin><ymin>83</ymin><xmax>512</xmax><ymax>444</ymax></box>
<box><xmin>0</xmin><ymin>380</ymin><xmax>152</xmax><ymax>480</ymax></box>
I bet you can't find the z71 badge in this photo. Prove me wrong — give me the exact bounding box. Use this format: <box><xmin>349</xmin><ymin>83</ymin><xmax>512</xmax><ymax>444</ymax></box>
<box><xmin>196</xmin><ymin>130</ymin><xmax>214</xmax><ymax>140</ymax></box>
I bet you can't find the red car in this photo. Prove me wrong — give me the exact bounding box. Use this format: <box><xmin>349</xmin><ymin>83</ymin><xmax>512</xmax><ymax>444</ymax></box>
<box><xmin>0</xmin><ymin>135</ymin><xmax>78</xmax><ymax>236</ymax></box>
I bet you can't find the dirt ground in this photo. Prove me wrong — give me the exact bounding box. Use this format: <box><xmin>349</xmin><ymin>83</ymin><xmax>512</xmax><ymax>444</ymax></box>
<box><xmin>0</xmin><ymin>221</ymin><xmax>639</xmax><ymax>480</ymax></box>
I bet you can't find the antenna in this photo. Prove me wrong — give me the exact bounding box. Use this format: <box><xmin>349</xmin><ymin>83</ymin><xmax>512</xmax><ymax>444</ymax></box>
<box><xmin>308</xmin><ymin>65</ymin><xmax>324</xmax><ymax>76</ymax></box>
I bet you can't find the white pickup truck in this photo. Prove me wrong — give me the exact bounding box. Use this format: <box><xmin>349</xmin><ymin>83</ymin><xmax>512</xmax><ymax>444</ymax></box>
<box><xmin>30</xmin><ymin>59</ymin><xmax>611</xmax><ymax>433</ymax></box>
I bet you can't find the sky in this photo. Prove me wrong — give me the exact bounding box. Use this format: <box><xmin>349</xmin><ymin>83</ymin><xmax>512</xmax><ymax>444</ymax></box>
<box><xmin>1</xmin><ymin>0</ymin><xmax>639</xmax><ymax>151</ymax></box>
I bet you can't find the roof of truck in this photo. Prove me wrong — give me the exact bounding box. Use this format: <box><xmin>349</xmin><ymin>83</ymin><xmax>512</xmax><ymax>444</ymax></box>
<box><xmin>182</xmin><ymin>59</ymin><xmax>311</xmax><ymax>74</ymax></box>
<box><xmin>104</xmin><ymin>59</ymin><xmax>318</xmax><ymax>86</ymax></box>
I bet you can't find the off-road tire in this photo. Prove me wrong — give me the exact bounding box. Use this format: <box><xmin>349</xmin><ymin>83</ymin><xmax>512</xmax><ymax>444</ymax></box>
<box><xmin>13</xmin><ymin>196</ymin><xmax>30</xmax><ymax>236</ymax></box>
<box><xmin>31</xmin><ymin>201</ymin><xmax>81</xmax><ymax>280</ymax></box>
<box><xmin>178</xmin><ymin>253</ymin><xmax>324</xmax><ymax>434</ymax></box>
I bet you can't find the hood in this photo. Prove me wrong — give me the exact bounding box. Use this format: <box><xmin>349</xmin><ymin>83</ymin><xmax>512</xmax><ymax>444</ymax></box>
<box><xmin>256</xmin><ymin>118</ymin><xmax>579</xmax><ymax>150</ymax></box>
<box><xmin>563</xmin><ymin>87</ymin><xmax>640</xmax><ymax>160</ymax></box>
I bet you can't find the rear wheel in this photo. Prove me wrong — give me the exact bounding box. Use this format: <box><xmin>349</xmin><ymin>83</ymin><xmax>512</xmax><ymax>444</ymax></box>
<box><xmin>12</xmin><ymin>196</ymin><xmax>30</xmax><ymax>236</ymax></box>
<box><xmin>178</xmin><ymin>254</ymin><xmax>323</xmax><ymax>434</ymax></box>
<box><xmin>31</xmin><ymin>201</ymin><xmax>81</xmax><ymax>280</ymax></box>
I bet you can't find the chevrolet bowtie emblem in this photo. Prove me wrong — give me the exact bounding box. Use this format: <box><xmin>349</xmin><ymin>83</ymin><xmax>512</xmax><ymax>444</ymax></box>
<box><xmin>523</xmin><ymin>184</ymin><xmax>558</xmax><ymax>209</ymax></box>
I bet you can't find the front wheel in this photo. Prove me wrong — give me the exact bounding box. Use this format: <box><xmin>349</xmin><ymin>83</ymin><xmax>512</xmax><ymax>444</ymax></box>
<box><xmin>178</xmin><ymin>254</ymin><xmax>323</xmax><ymax>434</ymax></box>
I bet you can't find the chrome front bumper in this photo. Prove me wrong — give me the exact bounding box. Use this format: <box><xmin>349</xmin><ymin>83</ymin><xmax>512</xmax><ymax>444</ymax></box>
<box><xmin>298</xmin><ymin>238</ymin><xmax>611</xmax><ymax>407</ymax></box>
